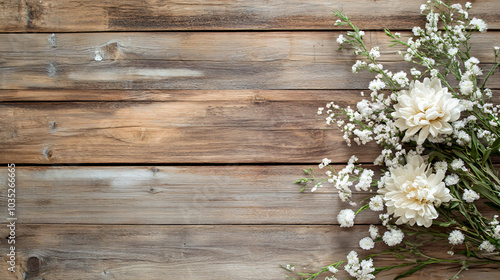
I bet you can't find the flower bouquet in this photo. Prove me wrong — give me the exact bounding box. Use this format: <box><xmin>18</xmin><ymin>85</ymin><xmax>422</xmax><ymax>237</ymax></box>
<box><xmin>287</xmin><ymin>1</ymin><xmax>500</xmax><ymax>279</ymax></box>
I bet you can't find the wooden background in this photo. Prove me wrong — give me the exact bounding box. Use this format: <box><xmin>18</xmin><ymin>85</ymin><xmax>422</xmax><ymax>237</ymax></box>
<box><xmin>1</xmin><ymin>0</ymin><xmax>499</xmax><ymax>279</ymax></box>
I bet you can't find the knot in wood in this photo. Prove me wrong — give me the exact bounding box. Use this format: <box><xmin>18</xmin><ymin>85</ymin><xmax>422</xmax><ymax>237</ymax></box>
<box><xmin>252</xmin><ymin>94</ymin><xmax>267</xmax><ymax>105</ymax></box>
<box><xmin>43</xmin><ymin>147</ymin><xmax>53</xmax><ymax>160</ymax></box>
<box><xmin>310</xmin><ymin>130</ymin><xmax>323</xmax><ymax>139</ymax></box>
<box><xmin>104</xmin><ymin>42</ymin><xmax>122</xmax><ymax>60</ymax></box>
<box><xmin>27</xmin><ymin>256</ymin><xmax>41</xmax><ymax>272</ymax></box>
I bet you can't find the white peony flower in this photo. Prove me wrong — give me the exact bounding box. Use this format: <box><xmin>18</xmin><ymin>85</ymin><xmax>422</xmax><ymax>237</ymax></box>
<box><xmin>392</xmin><ymin>78</ymin><xmax>462</xmax><ymax>145</ymax></box>
<box><xmin>379</xmin><ymin>153</ymin><xmax>453</xmax><ymax>227</ymax></box>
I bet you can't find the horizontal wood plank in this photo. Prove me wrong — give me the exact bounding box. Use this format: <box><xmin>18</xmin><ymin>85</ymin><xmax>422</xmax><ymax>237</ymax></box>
<box><xmin>0</xmin><ymin>31</ymin><xmax>498</xmax><ymax>90</ymax></box>
<box><xmin>1</xmin><ymin>0</ymin><xmax>500</xmax><ymax>32</ymax></box>
<box><xmin>1</xmin><ymin>224</ymin><xmax>497</xmax><ymax>280</ymax></box>
<box><xmin>0</xmin><ymin>165</ymin><xmax>380</xmax><ymax>225</ymax></box>
<box><xmin>0</xmin><ymin>91</ymin><xmax>381</xmax><ymax>164</ymax></box>
<box><xmin>0</xmin><ymin>165</ymin><xmax>495</xmax><ymax>225</ymax></box>
<box><xmin>2</xmin><ymin>88</ymin><xmax>500</xmax><ymax>102</ymax></box>
<box><xmin>0</xmin><ymin>89</ymin><xmax>355</xmax><ymax>102</ymax></box>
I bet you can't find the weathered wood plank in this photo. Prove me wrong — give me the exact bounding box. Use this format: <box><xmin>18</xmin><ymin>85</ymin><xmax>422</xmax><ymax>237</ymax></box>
<box><xmin>0</xmin><ymin>165</ymin><xmax>380</xmax><ymax>225</ymax></box>
<box><xmin>1</xmin><ymin>225</ymin><xmax>497</xmax><ymax>280</ymax></box>
<box><xmin>0</xmin><ymin>31</ymin><xmax>498</xmax><ymax>90</ymax></box>
<box><xmin>0</xmin><ymin>93</ymin><xmax>381</xmax><ymax>164</ymax></box>
<box><xmin>2</xmin><ymin>88</ymin><xmax>500</xmax><ymax>102</ymax></box>
<box><xmin>0</xmin><ymin>165</ymin><xmax>495</xmax><ymax>225</ymax></box>
<box><xmin>1</xmin><ymin>0</ymin><xmax>499</xmax><ymax>32</ymax></box>
<box><xmin>0</xmin><ymin>89</ymin><xmax>354</xmax><ymax>102</ymax></box>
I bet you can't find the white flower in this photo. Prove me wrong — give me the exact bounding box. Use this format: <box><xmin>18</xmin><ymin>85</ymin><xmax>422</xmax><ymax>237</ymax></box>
<box><xmin>379</xmin><ymin>153</ymin><xmax>453</xmax><ymax>227</ymax></box>
<box><xmin>285</xmin><ymin>264</ymin><xmax>295</xmax><ymax>271</ymax></box>
<box><xmin>465</xmin><ymin>2</ymin><xmax>472</xmax><ymax>9</ymax></box>
<box><xmin>459</xmin><ymin>79</ymin><xmax>474</xmax><ymax>95</ymax></box>
<box><xmin>448</xmin><ymin>230</ymin><xmax>465</xmax><ymax>245</ymax></box>
<box><xmin>470</xmin><ymin>18</ymin><xmax>487</xmax><ymax>32</ymax></box>
<box><xmin>382</xmin><ymin>228</ymin><xmax>404</xmax><ymax>246</ymax></box>
<box><xmin>347</xmin><ymin>250</ymin><xmax>358</xmax><ymax>264</ymax></box>
<box><xmin>479</xmin><ymin>240</ymin><xmax>496</xmax><ymax>252</ymax></box>
<box><xmin>392</xmin><ymin>71</ymin><xmax>409</xmax><ymax>87</ymax></box>
<box><xmin>393</xmin><ymin>78</ymin><xmax>461</xmax><ymax>145</ymax></box>
<box><xmin>463</xmin><ymin>189</ymin><xmax>480</xmax><ymax>203</ymax></box>
<box><xmin>368</xmin><ymin>79</ymin><xmax>386</xmax><ymax>92</ymax></box>
<box><xmin>319</xmin><ymin>158</ymin><xmax>331</xmax><ymax>169</ymax></box>
<box><xmin>450</xmin><ymin>158</ymin><xmax>465</xmax><ymax>171</ymax></box>
<box><xmin>448</xmin><ymin>47</ymin><xmax>458</xmax><ymax>57</ymax></box>
<box><xmin>356</xmin><ymin>169</ymin><xmax>374</xmax><ymax>191</ymax></box>
<box><xmin>379</xmin><ymin>213</ymin><xmax>390</xmax><ymax>226</ymax></box>
<box><xmin>369</xmin><ymin>225</ymin><xmax>379</xmax><ymax>240</ymax></box>
<box><xmin>352</xmin><ymin>60</ymin><xmax>367</xmax><ymax>73</ymax></box>
<box><xmin>420</xmin><ymin>4</ymin><xmax>427</xmax><ymax>13</ymax></box>
<box><xmin>445</xmin><ymin>174</ymin><xmax>460</xmax><ymax>186</ymax></box>
<box><xmin>369</xmin><ymin>46</ymin><xmax>380</xmax><ymax>59</ymax></box>
<box><xmin>430</xmin><ymin>69</ymin><xmax>439</xmax><ymax>78</ymax></box>
<box><xmin>337</xmin><ymin>34</ymin><xmax>346</xmax><ymax>44</ymax></box>
<box><xmin>492</xmin><ymin>225</ymin><xmax>500</xmax><ymax>239</ymax></box>
<box><xmin>328</xmin><ymin>265</ymin><xmax>338</xmax><ymax>274</ymax></box>
<box><xmin>359</xmin><ymin>237</ymin><xmax>375</xmax><ymax>250</ymax></box>
<box><xmin>434</xmin><ymin>161</ymin><xmax>448</xmax><ymax>172</ymax></box>
<box><xmin>410</xmin><ymin>68</ymin><xmax>421</xmax><ymax>76</ymax></box>
<box><xmin>369</xmin><ymin>195</ymin><xmax>384</xmax><ymax>211</ymax></box>
<box><xmin>344</xmin><ymin>251</ymin><xmax>375</xmax><ymax>280</ymax></box>
<box><xmin>465</xmin><ymin>57</ymin><xmax>480</xmax><ymax>70</ymax></box>
<box><xmin>337</xmin><ymin>209</ymin><xmax>356</xmax><ymax>227</ymax></box>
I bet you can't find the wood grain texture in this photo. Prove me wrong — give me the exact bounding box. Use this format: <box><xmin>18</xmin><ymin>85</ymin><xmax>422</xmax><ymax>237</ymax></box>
<box><xmin>0</xmin><ymin>92</ymin><xmax>381</xmax><ymax>164</ymax></box>
<box><xmin>0</xmin><ymin>165</ymin><xmax>379</xmax><ymax>225</ymax></box>
<box><xmin>0</xmin><ymin>31</ymin><xmax>499</xmax><ymax>90</ymax></box>
<box><xmin>1</xmin><ymin>0</ymin><xmax>499</xmax><ymax>32</ymax></box>
<box><xmin>0</xmin><ymin>165</ymin><xmax>495</xmax><ymax>225</ymax></box>
<box><xmin>1</xmin><ymin>224</ymin><xmax>498</xmax><ymax>280</ymax></box>
<box><xmin>2</xmin><ymin>88</ymin><xmax>500</xmax><ymax>102</ymax></box>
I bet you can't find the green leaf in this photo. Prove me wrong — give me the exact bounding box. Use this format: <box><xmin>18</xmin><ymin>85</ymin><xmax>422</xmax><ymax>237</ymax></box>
<box><xmin>395</xmin><ymin>263</ymin><xmax>428</xmax><ymax>280</ymax></box>
<box><xmin>471</xmin><ymin>132</ymin><xmax>479</xmax><ymax>159</ymax></box>
<box><xmin>449</xmin><ymin>201</ymin><xmax>460</xmax><ymax>210</ymax></box>
<box><xmin>303</xmin><ymin>169</ymin><xmax>310</xmax><ymax>175</ymax></box>
<box><xmin>384</xmin><ymin>28</ymin><xmax>393</xmax><ymax>37</ymax></box>
<box><xmin>490</xmin><ymin>137</ymin><xmax>500</xmax><ymax>151</ymax></box>
<box><xmin>436</xmin><ymin>220</ymin><xmax>456</xmax><ymax>227</ymax></box>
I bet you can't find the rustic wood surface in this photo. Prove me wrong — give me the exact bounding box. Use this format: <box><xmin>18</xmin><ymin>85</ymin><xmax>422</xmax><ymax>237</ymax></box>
<box><xmin>1</xmin><ymin>0</ymin><xmax>500</xmax><ymax>279</ymax></box>
<box><xmin>1</xmin><ymin>225</ymin><xmax>498</xmax><ymax>280</ymax></box>
<box><xmin>1</xmin><ymin>0</ymin><xmax>499</xmax><ymax>32</ymax></box>
<box><xmin>0</xmin><ymin>32</ymin><xmax>498</xmax><ymax>90</ymax></box>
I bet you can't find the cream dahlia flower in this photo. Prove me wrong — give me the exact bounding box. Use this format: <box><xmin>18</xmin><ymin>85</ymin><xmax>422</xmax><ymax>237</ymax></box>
<box><xmin>393</xmin><ymin>78</ymin><xmax>461</xmax><ymax>145</ymax></box>
<box><xmin>379</xmin><ymin>154</ymin><xmax>452</xmax><ymax>227</ymax></box>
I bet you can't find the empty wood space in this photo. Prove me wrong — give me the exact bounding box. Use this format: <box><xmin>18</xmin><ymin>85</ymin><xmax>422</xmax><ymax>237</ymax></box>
<box><xmin>1</xmin><ymin>0</ymin><xmax>499</xmax><ymax>279</ymax></box>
